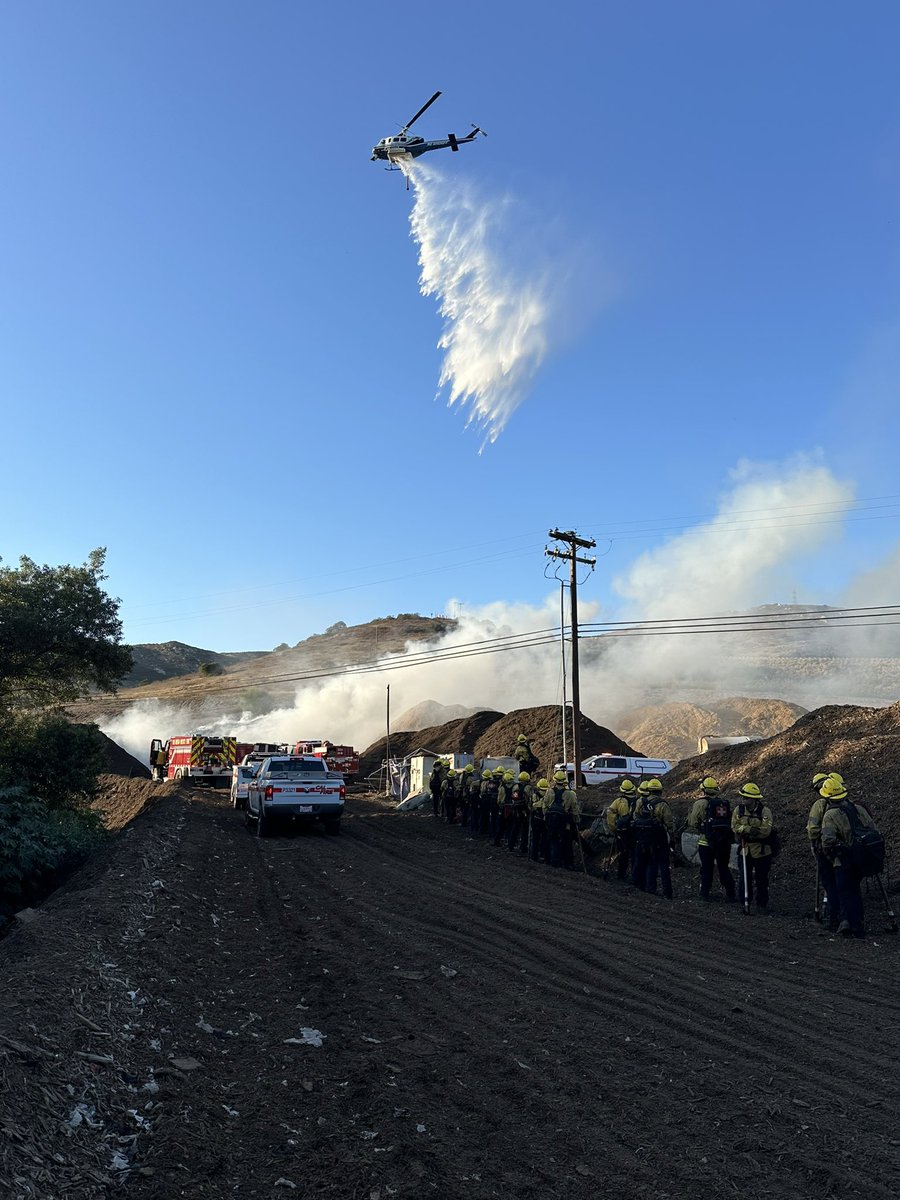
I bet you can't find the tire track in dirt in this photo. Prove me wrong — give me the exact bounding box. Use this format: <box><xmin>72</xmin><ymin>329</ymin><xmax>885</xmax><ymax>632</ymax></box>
<box><xmin>247</xmin><ymin>803</ymin><xmax>900</xmax><ymax>1198</ymax></box>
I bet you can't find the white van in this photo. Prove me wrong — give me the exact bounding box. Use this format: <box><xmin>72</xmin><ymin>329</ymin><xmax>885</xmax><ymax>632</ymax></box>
<box><xmin>554</xmin><ymin>754</ymin><xmax>672</xmax><ymax>787</ymax></box>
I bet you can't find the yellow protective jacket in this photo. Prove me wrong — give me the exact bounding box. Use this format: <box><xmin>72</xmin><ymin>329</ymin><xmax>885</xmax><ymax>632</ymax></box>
<box><xmin>821</xmin><ymin>801</ymin><xmax>875</xmax><ymax>865</ymax></box>
<box><xmin>806</xmin><ymin>798</ymin><xmax>827</xmax><ymax>846</ymax></box>
<box><xmin>607</xmin><ymin>794</ymin><xmax>636</xmax><ymax>834</ymax></box>
<box><xmin>530</xmin><ymin>790</ymin><xmax>547</xmax><ymax>817</ymax></box>
<box><xmin>732</xmin><ymin>802</ymin><xmax>773</xmax><ymax>859</ymax></box>
<box><xmin>688</xmin><ymin>797</ymin><xmax>711</xmax><ymax>846</ymax></box>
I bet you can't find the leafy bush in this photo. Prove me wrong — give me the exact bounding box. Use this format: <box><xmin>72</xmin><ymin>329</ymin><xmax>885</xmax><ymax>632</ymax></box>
<box><xmin>0</xmin><ymin>788</ymin><xmax>107</xmax><ymax>924</ymax></box>
<box><xmin>0</xmin><ymin>714</ymin><xmax>108</xmax><ymax>809</ymax></box>
<box><xmin>198</xmin><ymin>662</ymin><xmax>224</xmax><ymax>676</ymax></box>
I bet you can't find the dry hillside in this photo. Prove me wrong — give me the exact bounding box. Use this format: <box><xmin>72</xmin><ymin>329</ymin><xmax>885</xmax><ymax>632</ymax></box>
<box><xmin>616</xmin><ymin>697</ymin><xmax>807</xmax><ymax>760</ymax></box>
<box><xmin>68</xmin><ymin>614</ymin><xmax>456</xmax><ymax>722</ymax></box>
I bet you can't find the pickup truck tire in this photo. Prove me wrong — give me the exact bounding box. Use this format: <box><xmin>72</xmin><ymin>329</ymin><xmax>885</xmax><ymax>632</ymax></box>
<box><xmin>324</xmin><ymin>818</ymin><xmax>341</xmax><ymax>836</ymax></box>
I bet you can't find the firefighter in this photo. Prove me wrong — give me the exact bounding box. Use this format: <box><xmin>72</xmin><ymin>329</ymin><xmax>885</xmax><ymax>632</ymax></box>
<box><xmin>545</xmin><ymin>770</ymin><xmax>581</xmax><ymax>869</ymax></box>
<box><xmin>489</xmin><ymin>767</ymin><xmax>508</xmax><ymax>843</ymax></box>
<box><xmin>150</xmin><ymin>743</ymin><xmax>168</xmax><ymax>782</ymax></box>
<box><xmin>441</xmin><ymin>769</ymin><xmax>459</xmax><ymax>825</ymax></box>
<box><xmin>631</xmin><ymin>778</ymin><xmax>674</xmax><ymax>898</ymax></box>
<box><xmin>429</xmin><ymin>759</ymin><xmax>446</xmax><ymax>818</ymax></box>
<box><xmin>480</xmin><ymin>768</ymin><xmax>502</xmax><ymax>838</ymax></box>
<box><xmin>807</xmin><ymin>770</ymin><xmax>844</xmax><ymax>930</ymax></box>
<box><xmin>529</xmin><ymin>778</ymin><xmax>549</xmax><ymax>862</ymax></box>
<box><xmin>473</xmin><ymin>769</ymin><xmax>493</xmax><ymax>834</ymax></box>
<box><xmin>458</xmin><ymin>763</ymin><xmax>476</xmax><ymax>829</ymax></box>
<box><xmin>507</xmin><ymin>771</ymin><xmax>532</xmax><ymax>854</ymax></box>
<box><xmin>732</xmin><ymin>782</ymin><xmax>774</xmax><ymax>910</ymax></box>
<box><xmin>820</xmin><ymin>777</ymin><xmax>880</xmax><ymax>939</ymax></box>
<box><xmin>688</xmin><ymin>777</ymin><xmax>735</xmax><ymax>901</ymax></box>
<box><xmin>606</xmin><ymin>778</ymin><xmax>639</xmax><ymax>880</ymax></box>
<box><xmin>514</xmin><ymin>733</ymin><xmax>539</xmax><ymax>775</ymax></box>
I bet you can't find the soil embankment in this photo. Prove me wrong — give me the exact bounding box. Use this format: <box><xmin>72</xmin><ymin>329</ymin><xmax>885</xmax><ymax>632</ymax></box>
<box><xmin>1</xmin><ymin>785</ymin><xmax>898</xmax><ymax>1198</ymax></box>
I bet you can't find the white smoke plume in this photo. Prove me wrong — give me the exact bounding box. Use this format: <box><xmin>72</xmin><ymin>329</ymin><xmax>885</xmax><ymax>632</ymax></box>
<box><xmin>404</xmin><ymin>159</ymin><xmax>560</xmax><ymax>445</ymax></box>
<box><xmin>613</xmin><ymin>456</ymin><xmax>854</xmax><ymax>619</ymax></box>
<box><xmin>101</xmin><ymin>458</ymin><xmax>900</xmax><ymax>766</ymax></box>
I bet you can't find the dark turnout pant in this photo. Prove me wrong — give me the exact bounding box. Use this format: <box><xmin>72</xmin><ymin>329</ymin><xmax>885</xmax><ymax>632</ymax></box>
<box><xmin>698</xmin><ymin>840</ymin><xmax>735</xmax><ymax>898</ymax></box>
<box><xmin>739</xmin><ymin>853</ymin><xmax>771</xmax><ymax>908</ymax></box>
<box><xmin>835</xmin><ymin>864</ymin><xmax>865</xmax><ymax>934</ymax></box>
<box><xmin>817</xmin><ymin>851</ymin><xmax>839</xmax><ymax>924</ymax></box>
<box><xmin>530</xmin><ymin>815</ymin><xmax>547</xmax><ymax>861</ymax></box>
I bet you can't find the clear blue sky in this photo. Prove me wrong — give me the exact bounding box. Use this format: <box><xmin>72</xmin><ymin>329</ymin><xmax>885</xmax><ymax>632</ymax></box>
<box><xmin>2</xmin><ymin>1</ymin><xmax>899</xmax><ymax>650</ymax></box>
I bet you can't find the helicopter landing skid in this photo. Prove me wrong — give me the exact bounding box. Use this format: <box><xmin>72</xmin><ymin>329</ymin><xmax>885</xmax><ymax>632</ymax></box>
<box><xmin>385</xmin><ymin>163</ymin><xmax>411</xmax><ymax>190</ymax></box>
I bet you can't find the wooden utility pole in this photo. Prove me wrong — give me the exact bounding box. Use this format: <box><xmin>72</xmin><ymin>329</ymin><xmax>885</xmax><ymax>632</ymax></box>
<box><xmin>546</xmin><ymin>530</ymin><xmax>596</xmax><ymax>786</ymax></box>
<box><xmin>385</xmin><ymin>684</ymin><xmax>391</xmax><ymax>797</ymax></box>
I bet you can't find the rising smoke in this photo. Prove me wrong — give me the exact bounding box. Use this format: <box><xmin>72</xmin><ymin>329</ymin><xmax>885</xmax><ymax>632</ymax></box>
<box><xmin>404</xmin><ymin>160</ymin><xmax>562</xmax><ymax>445</ymax></box>
<box><xmin>101</xmin><ymin>457</ymin><xmax>900</xmax><ymax>766</ymax></box>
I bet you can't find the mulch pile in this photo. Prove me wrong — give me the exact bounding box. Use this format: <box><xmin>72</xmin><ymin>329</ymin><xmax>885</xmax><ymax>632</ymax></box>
<box><xmin>91</xmin><ymin>776</ymin><xmax>178</xmax><ymax>832</ymax></box>
<box><xmin>359</xmin><ymin>711</ymin><xmax>503</xmax><ymax>778</ymax></box>
<box><xmin>615</xmin><ymin>697</ymin><xmax>807</xmax><ymax>761</ymax></box>
<box><xmin>360</xmin><ymin>705</ymin><xmax>639</xmax><ymax>780</ymax></box>
<box><xmin>658</xmin><ymin>700</ymin><xmax>900</xmax><ymax>903</ymax></box>
<box><xmin>472</xmin><ymin>706</ymin><xmax>638</xmax><ymax>773</ymax></box>
<box><xmin>94</xmin><ymin>729</ymin><xmax>150</xmax><ymax>779</ymax></box>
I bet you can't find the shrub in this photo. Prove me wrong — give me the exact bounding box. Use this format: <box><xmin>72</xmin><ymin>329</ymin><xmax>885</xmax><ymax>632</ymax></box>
<box><xmin>0</xmin><ymin>714</ymin><xmax>108</xmax><ymax>809</ymax></box>
<box><xmin>198</xmin><ymin>662</ymin><xmax>224</xmax><ymax>677</ymax></box>
<box><xmin>0</xmin><ymin>788</ymin><xmax>107</xmax><ymax>925</ymax></box>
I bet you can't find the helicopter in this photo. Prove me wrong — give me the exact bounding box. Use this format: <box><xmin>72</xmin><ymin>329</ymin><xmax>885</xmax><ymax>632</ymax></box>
<box><xmin>371</xmin><ymin>91</ymin><xmax>485</xmax><ymax>172</ymax></box>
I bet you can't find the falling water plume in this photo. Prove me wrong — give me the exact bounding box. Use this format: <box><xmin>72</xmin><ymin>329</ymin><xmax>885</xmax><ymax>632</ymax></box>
<box><xmin>403</xmin><ymin>159</ymin><xmax>554</xmax><ymax>447</ymax></box>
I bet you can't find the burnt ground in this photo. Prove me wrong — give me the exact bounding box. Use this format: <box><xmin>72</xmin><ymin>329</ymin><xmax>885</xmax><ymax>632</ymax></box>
<box><xmin>2</xmin><ymin>787</ymin><xmax>899</xmax><ymax>1199</ymax></box>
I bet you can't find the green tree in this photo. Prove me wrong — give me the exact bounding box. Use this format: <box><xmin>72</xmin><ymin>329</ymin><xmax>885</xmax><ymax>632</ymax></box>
<box><xmin>0</xmin><ymin>548</ymin><xmax>132</xmax><ymax>709</ymax></box>
<box><xmin>198</xmin><ymin>662</ymin><xmax>224</xmax><ymax>677</ymax></box>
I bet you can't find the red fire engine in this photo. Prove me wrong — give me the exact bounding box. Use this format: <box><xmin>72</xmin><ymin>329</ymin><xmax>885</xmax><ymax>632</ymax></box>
<box><xmin>149</xmin><ymin>735</ymin><xmax>237</xmax><ymax>787</ymax></box>
<box><xmin>293</xmin><ymin>740</ymin><xmax>359</xmax><ymax>782</ymax></box>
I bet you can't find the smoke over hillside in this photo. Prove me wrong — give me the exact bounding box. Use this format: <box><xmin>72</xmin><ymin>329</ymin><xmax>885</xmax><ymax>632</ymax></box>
<box><xmin>101</xmin><ymin>458</ymin><xmax>900</xmax><ymax>767</ymax></box>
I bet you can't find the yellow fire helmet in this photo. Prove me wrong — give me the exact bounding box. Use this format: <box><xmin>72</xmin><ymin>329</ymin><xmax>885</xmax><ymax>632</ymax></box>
<box><xmin>700</xmin><ymin>777</ymin><xmax>719</xmax><ymax>794</ymax></box>
<box><xmin>739</xmin><ymin>782</ymin><xmax>762</xmax><ymax>800</ymax></box>
<box><xmin>536</xmin><ymin>778</ymin><xmax>550</xmax><ymax>791</ymax></box>
<box><xmin>482</xmin><ymin>769</ymin><xmax>492</xmax><ymax>779</ymax></box>
<box><xmin>646</xmin><ymin>778</ymin><xmax>663</xmax><ymax>792</ymax></box>
<box><xmin>820</xmin><ymin>777</ymin><xmax>848</xmax><ymax>802</ymax></box>
<box><xmin>464</xmin><ymin>763</ymin><xmax>474</xmax><ymax>773</ymax></box>
<box><xmin>518</xmin><ymin>771</ymin><xmax>531</xmax><ymax>782</ymax></box>
<box><xmin>493</xmin><ymin>766</ymin><xmax>505</xmax><ymax>777</ymax></box>
<box><xmin>619</xmin><ymin>779</ymin><xmax>636</xmax><ymax>794</ymax></box>
<box><xmin>517</xmin><ymin>734</ymin><xmax>527</xmax><ymax>743</ymax></box>
<box><xmin>553</xmin><ymin>770</ymin><xmax>568</xmax><ymax>784</ymax></box>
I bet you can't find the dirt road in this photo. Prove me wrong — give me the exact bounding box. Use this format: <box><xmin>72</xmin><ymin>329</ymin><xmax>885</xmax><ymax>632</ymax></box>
<box><xmin>2</xmin><ymin>789</ymin><xmax>899</xmax><ymax>1199</ymax></box>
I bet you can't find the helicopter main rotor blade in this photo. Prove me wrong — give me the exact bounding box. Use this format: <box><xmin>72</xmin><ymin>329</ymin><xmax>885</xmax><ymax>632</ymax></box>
<box><xmin>402</xmin><ymin>90</ymin><xmax>442</xmax><ymax>132</ymax></box>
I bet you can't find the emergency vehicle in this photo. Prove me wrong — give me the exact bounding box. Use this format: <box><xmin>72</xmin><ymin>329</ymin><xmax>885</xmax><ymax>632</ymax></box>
<box><xmin>149</xmin><ymin>735</ymin><xmax>237</xmax><ymax>787</ymax></box>
<box><xmin>293</xmin><ymin>740</ymin><xmax>359</xmax><ymax>782</ymax></box>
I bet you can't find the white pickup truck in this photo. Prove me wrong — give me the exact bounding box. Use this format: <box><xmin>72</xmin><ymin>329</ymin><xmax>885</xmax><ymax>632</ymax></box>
<box><xmin>245</xmin><ymin>755</ymin><xmax>345</xmax><ymax>837</ymax></box>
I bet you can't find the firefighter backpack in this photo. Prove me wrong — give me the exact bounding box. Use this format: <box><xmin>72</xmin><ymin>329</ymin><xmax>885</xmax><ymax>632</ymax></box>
<box><xmin>840</xmin><ymin>801</ymin><xmax>885</xmax><ymax>877</ymax></box>
<box><xmin>703</xmin><ymin>796</ymin><xmax>733</xmax><ymax>844</ymax></box>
